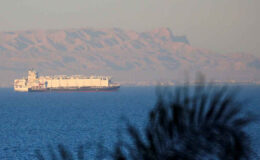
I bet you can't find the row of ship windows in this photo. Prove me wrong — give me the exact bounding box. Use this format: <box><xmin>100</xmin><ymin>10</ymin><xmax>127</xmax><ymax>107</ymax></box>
<box><xmin>15</xmin><ymin>85</ymin><xmax>24</xmax><ymax>88</ymax></box>
<box><xmin>37</xmin><ymin>77</ymin><xmax>109</xmax><ymax>80</ymax></box>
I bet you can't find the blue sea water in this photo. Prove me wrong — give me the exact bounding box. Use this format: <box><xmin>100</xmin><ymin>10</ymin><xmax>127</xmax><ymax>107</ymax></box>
<box><xmin>0</xmin><ymin>86</ymin><xmax>259</xmax><ymax>160</ymax></box>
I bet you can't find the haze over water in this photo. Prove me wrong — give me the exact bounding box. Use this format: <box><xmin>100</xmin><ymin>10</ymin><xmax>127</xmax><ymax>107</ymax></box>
<box><xmin>0</xmin><ymin>0</ymin><xmax>259</xmax><ymax>159</ymax></box>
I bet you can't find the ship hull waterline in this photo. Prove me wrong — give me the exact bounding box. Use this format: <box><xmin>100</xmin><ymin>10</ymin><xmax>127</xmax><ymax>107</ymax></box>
<box><xmin>28</xmin><ymin>86</ymin><xmax>120</xmax><ymax>92</ymax></box>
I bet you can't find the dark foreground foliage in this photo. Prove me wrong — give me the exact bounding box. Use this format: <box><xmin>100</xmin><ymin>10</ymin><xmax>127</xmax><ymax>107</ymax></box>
<box><xmin>112</xmin><ymin>84</ymin><xmax>257</xmax><ymax>160</ymax></box>
<box><xmin>35</xmin><ymin>84</ymin><xmax>257</xmax><ymax>160</ymax></box>
<box><xmin>35</xmin><ymin>144</ymin><xmax>84</xmax><ymax>160</ymax></box>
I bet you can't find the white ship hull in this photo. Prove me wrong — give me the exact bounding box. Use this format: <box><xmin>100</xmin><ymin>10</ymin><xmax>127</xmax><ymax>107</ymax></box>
<box><xmin>14</xmin><ymin>70</ymin><xmax>120</xmax><ymax>92</ymax></box>
<box><xmin>14</xmin><ymin>87</ymin><xmax>29</xmax><ymax>92</ymax></box>
<box><xmin>28</xmin><ymin>86</ymin><xmax>120</xmax><ymax>92</ymax></box>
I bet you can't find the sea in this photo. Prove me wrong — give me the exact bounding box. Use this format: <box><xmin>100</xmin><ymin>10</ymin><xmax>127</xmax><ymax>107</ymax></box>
<box><xmin>0</xmin><ymin>86</ymin><xmax>259</xmax><ymax>160</ymax></box>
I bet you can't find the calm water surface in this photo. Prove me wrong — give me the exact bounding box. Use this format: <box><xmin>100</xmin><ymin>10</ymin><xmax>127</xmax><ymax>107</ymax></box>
<box><xmin>0</xmin><ymin>86</ymin><xmax>259</xmax><ymax>159</ymax></box>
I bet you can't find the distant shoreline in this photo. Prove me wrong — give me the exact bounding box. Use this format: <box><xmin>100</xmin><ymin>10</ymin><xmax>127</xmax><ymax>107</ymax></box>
<box><xmin>1</xmin><ymin>83</ymin><xmax>260</xmax><ymax>89</ymax></box>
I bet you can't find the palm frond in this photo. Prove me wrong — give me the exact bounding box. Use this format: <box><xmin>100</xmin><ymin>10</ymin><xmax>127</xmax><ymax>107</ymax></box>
<box><xmin>115</xmin><ymin>83</ymin><xmax>256</xmax><ymax>160</ymax></box>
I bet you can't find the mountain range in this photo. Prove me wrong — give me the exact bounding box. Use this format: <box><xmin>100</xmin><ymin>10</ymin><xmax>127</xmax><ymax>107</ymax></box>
<box><xmin>0</xmin><ymin>27</ymin><xmax>259</xmax><ymax>86</ymax></box>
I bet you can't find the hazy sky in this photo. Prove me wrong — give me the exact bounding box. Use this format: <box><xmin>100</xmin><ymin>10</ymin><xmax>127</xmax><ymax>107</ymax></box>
<box><xmin>0</xmin><ymin>0</ymin><xmax>259</xmax><ymax>55</ymax></box>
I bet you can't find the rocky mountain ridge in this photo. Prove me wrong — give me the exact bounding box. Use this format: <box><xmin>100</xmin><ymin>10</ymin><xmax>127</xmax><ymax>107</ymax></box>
<box><xmin>0</xmin><ymin>27</ymin><xmax>259</xmax><ymax>86</ymax></box>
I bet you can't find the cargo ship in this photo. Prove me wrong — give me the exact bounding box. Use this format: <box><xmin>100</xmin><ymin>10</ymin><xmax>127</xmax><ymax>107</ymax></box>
<box><xmin>14</xmin><ymin>70</ymin><xmax>120</xmax><ymax>92</ymax></box>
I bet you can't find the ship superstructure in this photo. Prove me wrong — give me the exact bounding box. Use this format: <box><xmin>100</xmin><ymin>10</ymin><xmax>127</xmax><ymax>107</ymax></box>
<box><xmin>14</xmin><ymin>70</ymin><xmax>120</xmax><ymax>92</ymax></box>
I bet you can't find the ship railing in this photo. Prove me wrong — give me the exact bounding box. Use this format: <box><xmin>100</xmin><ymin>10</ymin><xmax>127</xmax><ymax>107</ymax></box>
<box><xmin>40</xmin><ymin>75</ymin><xmax>111</xmax><ymax>80</ymax></box>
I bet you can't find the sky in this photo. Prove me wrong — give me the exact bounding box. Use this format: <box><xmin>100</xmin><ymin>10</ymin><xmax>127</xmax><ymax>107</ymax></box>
<box><xmin>0</xmin><ymin>0</ymin><xmax>259</xmax><ymax>55</ymax></box>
